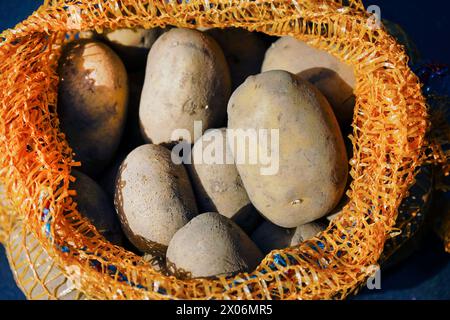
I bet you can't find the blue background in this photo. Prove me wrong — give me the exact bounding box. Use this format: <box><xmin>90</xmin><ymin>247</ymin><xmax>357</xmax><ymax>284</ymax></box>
<box><xmin>0</xmin><ymin>0</ymin><xmax>449</xmax><ymax>300</ymax></box>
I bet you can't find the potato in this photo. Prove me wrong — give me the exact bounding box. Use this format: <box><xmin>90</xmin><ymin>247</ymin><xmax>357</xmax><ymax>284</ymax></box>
<box><xmin>251</xmin><ymin>221</ymin><xmax>326</xmax><ymax>254</ymax></box>
<box><xmin>103</xmin><ymin>28</ymin><xmax>162</xmax><ymax>70</ymax></box>
<box><xmin>206</xmin><ymin>28</ymin><xmax>267</xmax><ymax>90</ymax></box>
<box><xmin>189</xmin><ymin>128</ymin><xmax>262</xmax><ymax>234</ymax></box>
<box><xmin>262</xmin><ymin>36</ymin><xmax>356</xmax><ymax>126</ymax></box>
<box><xmin>228</xmin><ymin>70</ymin><xmax>348</xmax><ymax>228</ymax></box>
<box><xmin>166</xmin><ymin>212</ymin><xmax>263</xmax><ymax>278</ymax></box>
<box><xmin>58</xmin><ymin>39</ymin><xmax>128</xmax><ymax>176</ymax></box>
<box><xmin>71</xmin><ymin>170</ymin><xmax>123</xmax><ymax>245</ymax></box>
<box><xmin>114</xmin><ymin>144</ymin><xmax>198</xmax><ymax>253</ymax></box>
<box><xmin>139</xmin><ymin>28</ymin><xmax>231</xmax><ymax>145</ymax></box>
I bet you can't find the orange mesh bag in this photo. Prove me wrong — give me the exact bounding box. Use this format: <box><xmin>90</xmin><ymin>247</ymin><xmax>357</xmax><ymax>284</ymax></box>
<box><xmin>0</xmin><ymin>0</ymin><xmax>448</xmax><ymax>300</ymax></box>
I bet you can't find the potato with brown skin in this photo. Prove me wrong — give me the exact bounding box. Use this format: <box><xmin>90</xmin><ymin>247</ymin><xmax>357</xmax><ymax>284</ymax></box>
<box><xmin>252</xmin><ymin>221</ymin><xmax>326</xmax><ymax>255</ymax></box>
<box><xmin>58</xmin><ymin>39</ymin><xmax>128</xmax><ymax>176</ymax></box>
<box><xmin>262</xmin><ymin>36</ymin><xmax>356</xmax><ymax>126</ymax></box>
<box><xmin>166</xmin><ymin>212</ymin><xmax>263</xmax><ymax>278</ymax></box>
<box><xmin>114</xmin><ymin>144</ymin><xmax>198</xmax><ymax>253</ymax></box>
<box><xmin>189</xmin><ymin>128</ymin><xmax>262</xmax><ymax>234</ymax></box>
<box><xmin>139</xmin><ymin>28</ymin><xmax>231</xmax><ymax>145</ymax></box>
<box><xmin>228</xmin><ymin>70</ymin><xmax>348</xmax><ymax>228</ymax></box>
<box><xmin>206</xmin><ymin>28</ymin><xmax>267</xmax><ymax>90</ymax></box>
<box><xmin>71</xmin><ymin>170</ymin><xmax>123</xmax><ymax>245</ymax></box>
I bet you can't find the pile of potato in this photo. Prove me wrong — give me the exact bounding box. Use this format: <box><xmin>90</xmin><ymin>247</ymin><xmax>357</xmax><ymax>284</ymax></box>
<box><xmin>57</xmin><ymin>26</ymin><xmax>353</xmax><ymax>278</ymax></box>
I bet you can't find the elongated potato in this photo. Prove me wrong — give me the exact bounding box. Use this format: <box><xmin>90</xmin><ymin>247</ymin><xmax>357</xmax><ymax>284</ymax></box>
<box><xmin>262</xmin><ymin>36</ymin><xmax>355</xmax><ymax>126</ymax></box>
<box><xmin>58</xmin><ymin>40</ymin><xmax>128</xmax><ymax>176</ymax></box>
<box><xmin>139</xmin><ymin>28</ymin><xmax>231</xmax><ymax>145</ymax></box>
<box><xmin>114</xmin><ymin>144</ymin><xmax>198</xmax><ymax>253</ymax></box>
<box><xmin>166</xmin><ymin>212</ymin><xmax>263</xmax><ymax>278</ymax></box>
<box><xmin>189</xmin><ymin>128</ymin><xmax>261</xmax><ymax>234</ymax></box>
<box><xmin>228</xmin><ymin>70</ymin><xmax>348</xmax><ymax>228</ymax></box>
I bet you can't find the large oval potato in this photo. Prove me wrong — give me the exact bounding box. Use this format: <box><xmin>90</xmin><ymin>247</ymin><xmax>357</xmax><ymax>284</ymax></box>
<box><xmin>166</xmin><ymin>212</ymin><xmax>263</xmax><ymax>278</ymax></box>
<box><xmin>206</xmin><ymin>28</ymin><xmax>267</xmax><ymax>90</ymax></box>
<box><xmin>262</xmin><ymin>36</ymin><xmax>355</xmax><ymax>126</ymax></box>
<box><xmin>58</xmin><ymin>39</ymin><xmax>128</xmax><ymax>176</ymax></box>
<box><xmin>189</xmin><ymin>128</ymin><xmax>261</xmax><ymax>234</ymax></box>
<box><xmin>139</xmin><ymin>28</ymin><xmax>231</xmax><ymax>145</ymax></box>
<box><xmin>71</xmin><ymin>170</ymin><xmax>123</xmax><ymax>245</ymax></box>
<box><xmin>251</xmin><ymin>221</ymin><xmax>326</xmax><ymax>255</ymax></box>
<box><xmin>114</xmin><ymin>144</ymin><xmax>198</xmax><ymax>253</ymax></box>
<box><xmin>228</xmin><ymin>70</ymin><xmax>348</xmax><ymax>228</ymax></box>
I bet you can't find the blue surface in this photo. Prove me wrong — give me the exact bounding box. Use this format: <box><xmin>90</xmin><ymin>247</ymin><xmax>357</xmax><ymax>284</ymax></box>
<box><xmin>0</xmin><ymin>245</ymin><xmax>25</xmax><ymax>300</ymax></box>
<box><xmin>0</xmin><ymin>0</ymin><xmax>449</xmax><ymax>300</ymax></box>
<box><xmin>353</xmin><ymin>235</ymin><xmax>450</xmax><ymax>300</ymax></box>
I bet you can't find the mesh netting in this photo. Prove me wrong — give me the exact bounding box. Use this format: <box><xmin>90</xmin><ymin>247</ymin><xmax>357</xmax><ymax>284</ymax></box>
<box><xmin>0</xmin><ymin>0</ymin><xmax>446</xmax><ymax>299</ymax></box>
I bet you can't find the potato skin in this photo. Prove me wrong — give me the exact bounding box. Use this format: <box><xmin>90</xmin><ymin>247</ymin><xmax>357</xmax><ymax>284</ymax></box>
<box><xmin>189</xmin><ymin>128</ymin><xmax>261</xmax><ymax>234</ymax></box>
<box><xmin>262</xmin><ymin>36</ymin><xmax>355</xmax><ymax>126</ymax></box>
<box><xmin>139</xmin><ymin>28</ymin><xmax>231</xmax><ymax>145</ymax></box>
<box><xmin>228</xmin><ymin>70</ymin><xmax>348</xmax><ymax>228</ymax></box>
<box><xmin>71</xmin><ymin>170</ymin><xmax>123</xmax><ymax>245</ymax></box>
<box><xmin>166</xmin><ymin>212</ymin><xmax>263</xmax><ymax>278</ymax></box>
<box><xmin>206</xmin><ymin>28</ymin><xmax>267</xmax><ymax>90</ymax></box>
<box><xmin>58</xmin><ymin>40</ymin><xmax>128</xmax><ymax>176</ymax></box>
<box><xmin>114</xmin><ymin>144</ymin><xmax>198</xmax><ymax>253</ymax></box>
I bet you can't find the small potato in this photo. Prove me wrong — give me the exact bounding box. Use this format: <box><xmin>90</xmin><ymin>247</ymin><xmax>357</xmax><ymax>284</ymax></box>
<box><xmin>252</xmin><ymin>221</ymin><xmax>326</xmax><ymax>255</ymax></box>
<box><xmin>228</xmin><ymin>70</ymin><xmax>348</xmax><ymax>228</ymax></box>
<box><xmin>206</xmin><ymin>28</ymin><xmax>267</xmax><ymax>90</ymax></box>
<box><xmin>114</xmin><ymin>144</ymin><xmax>198</xmax><ymax>253</ymax></box>
<box><xmin>166</xmin><ymin>212</ymin><xmax>263</xmax><ymax>278</ymax></box>
<box><xmin>139</xmin><ymin>28</ymin><xmax>231</xmax><ymax>145</ymax></box>
<box><xmin>58</xmin><ymin>40</ymin><xmax>128</xmax><ymax>176</ymax></box>
<box><xmin>262</xmin><ymin>36</ymin><xmax>356</xmax><ymax>126</ymax></box>
<box><xmin>189</xmin><ymin>128</ymin><xmax>262</xmax><ymax>234</ymax></box>
<box><xmin>71</xmin><ymin>170</ymin><xmax>123</xmax><ymax>245</ymax></box>
<box><xmin>103</xmin><ymin>28</ymin><xmax>162</xmax><ymax>70</ymax></box>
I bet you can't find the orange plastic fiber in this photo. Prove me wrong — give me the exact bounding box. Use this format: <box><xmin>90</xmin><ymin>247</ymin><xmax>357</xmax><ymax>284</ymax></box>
<box><xmin>0</xmin><ymin>0</ymin><xmax>436</xmax><ymax>299</ymax></box>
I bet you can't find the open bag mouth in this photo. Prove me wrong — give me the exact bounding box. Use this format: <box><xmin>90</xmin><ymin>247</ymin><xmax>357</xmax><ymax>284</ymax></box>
<box><xmin>0</xmin><ymin>0</ymin><xmax>436</xmax><ymax>300</ymax></box>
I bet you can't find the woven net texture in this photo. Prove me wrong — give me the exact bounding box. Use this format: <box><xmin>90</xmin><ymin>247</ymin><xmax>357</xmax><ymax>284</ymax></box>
<box><xmin>0</xmin><ymin>0</ymin><xmax>443</xmax><ymax>300</ymax></box>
